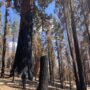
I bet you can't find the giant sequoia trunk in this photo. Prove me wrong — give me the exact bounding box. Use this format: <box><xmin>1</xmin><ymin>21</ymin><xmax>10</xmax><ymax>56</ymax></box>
<box><xmin>10</xmin><ymin>0</ymin><xmax>34</xmax><ymax>78</ymax></box>
<box><xmin>37</xmin><ymin>56</ymin><xmax>49</xmax><ymax>90</ymax></box>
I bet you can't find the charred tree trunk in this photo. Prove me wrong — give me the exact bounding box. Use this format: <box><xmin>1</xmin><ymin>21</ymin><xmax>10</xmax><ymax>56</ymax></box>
<box><xmin>10</xmin><ymin>0</ymin><xmax>34</xmax><ymax>79</ymax></box>
<box><xmin>48</xmin><ymin>53</ymin><xmax>53</xmax><ymax>83</ymax></box>
<box><xmin>37</xmin><ymin>56</ymin><xmax>49</xmax><ymax>90</ymax></box>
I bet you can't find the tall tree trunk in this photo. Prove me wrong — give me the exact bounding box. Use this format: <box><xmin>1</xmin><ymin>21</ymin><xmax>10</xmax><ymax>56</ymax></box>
<box><xmin>47</xmin><ymin>37</ymin><xmax>54</xmax><ymax>84</ymax></box>
<box><xmin>65</xmin><ymin>22</ymin><xmax>81</xmax><ymax>89</ymax></box>
<box><xmin>37</xmin><ymin>55</ymin><xmax>49</xmax><ymax>90</ymax></box>
<box><xmin>10</xmin><ymin>0</ymin><xmax>34</xmax><ymax>78</ymax></box>
<box><xmin>66</xmin><ymin>30</ymin><xmax>81</xmax><ymax>90</ymax></box>
<box><xmin>65</xmin><ymin>50</ymin><xmax>72</xmax><ymax>90</ymax></box>
<box><xmin>1</xmin><ymin>7</ymin><xmax>7</xmax><ymax>78</ymax></box>
<box><xmin>56</xmin><ymin>39</ymin><xmax>64</xmax><ymax>88</ymax></box>
<box><xmin>60</xmin><ymin>1</ymin><xmax>80</xmax><ymax>89</ymax></box>
<box><xmin>70</xmin><ymin>1</ymin><xmax>86</xmax><ymax>90</ymax></box>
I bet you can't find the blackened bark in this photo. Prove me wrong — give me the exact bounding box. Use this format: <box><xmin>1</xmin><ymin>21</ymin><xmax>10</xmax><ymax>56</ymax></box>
<box><xmin>48</xmin><ymin>53</ymin><xmax>52</xmax><ymax>83</ymax></box>
<box><xmin>37</xmin><ymin>56</ymin><xmax>49</xmax><ymax>90</ymax></box>
<box><xmin>10</xmin><ymin>1</ymin><xmax>34</xmax><ymax>78</ymax></box>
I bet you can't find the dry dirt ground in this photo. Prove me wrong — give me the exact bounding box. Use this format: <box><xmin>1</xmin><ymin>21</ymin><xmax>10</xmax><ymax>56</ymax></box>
<box><xmin>0</xmin><ymin>77</ymin><xmax>90</xmax><ymax>90</ymax></box>
<box><xmin>0</xmin><ymin>77</ymin><xmax>62</xmax><ymax>90</ymax></box>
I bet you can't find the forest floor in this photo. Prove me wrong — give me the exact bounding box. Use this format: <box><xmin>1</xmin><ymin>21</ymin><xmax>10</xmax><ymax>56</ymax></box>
<box><xmin>0</xmin><ymin>77</ymin><xmax>70</xmax><ymax>90</ymax></box>
<box><xmin>0</xmin><ymin>75</ymin><xmax>90</xmax><ymax>90</ymax></box>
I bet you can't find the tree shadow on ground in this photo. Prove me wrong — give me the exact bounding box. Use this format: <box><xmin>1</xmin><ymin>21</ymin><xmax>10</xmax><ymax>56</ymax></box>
<box><xmin>0</xmin><ymin>77</ymin><xmax>37</xmax><ymax>90</ymax></box>
<box><xmin>0</xmin><ymin>76</ymin><xmax>77</xmax><ymax>90</ymax></box>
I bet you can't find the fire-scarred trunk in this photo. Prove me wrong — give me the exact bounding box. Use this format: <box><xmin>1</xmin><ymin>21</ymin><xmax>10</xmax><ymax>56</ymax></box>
<box><xmin>10</xmin><ymin>0</ymin><xmax>34</xmax><ymax>79</ymax></box>
<box><xmin>37</xmin><ymin>56</ymin><xmax>49</xmax><ymax>90</ymax></box>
